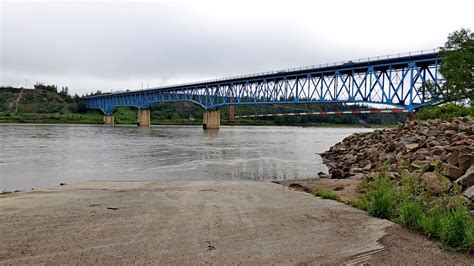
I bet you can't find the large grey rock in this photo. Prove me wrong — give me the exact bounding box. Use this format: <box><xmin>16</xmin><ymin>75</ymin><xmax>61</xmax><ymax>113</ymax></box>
<box><xmin>350</xmin><ymin>167</ymin><xmax>363</xmax><ymax>174</ymax></box>
<box><xmin>459</xmin><ymin>154</ymin><xmax>474</xmax><ymax>171</ymax></box>
<box><xmin>363</xmin><ymin>163</ymin><xmax>372</xmax><ymax>171</ymax></box>
<box><xmin>422</xmin><ymin>172</ymin><xmax>452</xmax><ymax>195</ymax></box>
<box><xmin>456</xmin><ymin>165</ymin><xmax>474</xmax><ymax>187</ymax></box>
<box><xmin>386</xmin><ymin>142</ymin><xmax>397</xmax><ymax>152</ymax></box>
<box><xmin>458</xmin><ymin>124</ymin><xmax>473</xmax><ymax>134</ymax></box>
<box><xmin>317</xmin><ymin>172</ymin><xmax>331</xmax><ymax>179</ymax></box>
<box><xmin>405</xmin><ymin>143</ymin><xmax>419</xmax><ymax>151</ymax></box>
<box><xmin>443</xmin><ymin>163</ymin><xmax>464</xmax><ymax>180</ymax></box>
<box><xmin>444</xmin><ymin>130</ymin><xmax>457</xmax><ymax>137</ymax></box>
<box><xmin>446</xmin><ymin>123</ymin><xmax>459</xmax><ymax>131</ymax></box>
<box><xmin>421</xmin><ymin>128</ymin><xmax>438</xmax><ymax>137</ymax></box>
<box><xmin>395</xmin><ymin>152</ymin><xmax>403</xmax><ymax>161</ymax></box>
<box><xmin>430</xmin><ymin>146</ymin><xmax>445</xmax><ymax>156</ymax></box>
<box><xmin>342</xmin><ymin>154</ymin><xmax>357</xmax><ymax>164</ymax></box>
<box><xmin>320</xmin><ymin>118</ymin><xmax>474</xmax><ymax>180</ymax></box>
<box><xmin>410</xmin><ymin>160</ymin><xmax>430</xmax><ymax>170</ymax></box>
<box><xmin>330</xmin><ymin>168</ymin><xmax>345</xmax><ymax>179</ymax></box>
<box><xmin>463</xmin><ymin>186</ymin><xmax>474</xmax><ymax>200</ymax></box>
<box><xmin>447</xmin><ymin>150</ymin><xmax>460</xmax><ymax>166</ymax></box>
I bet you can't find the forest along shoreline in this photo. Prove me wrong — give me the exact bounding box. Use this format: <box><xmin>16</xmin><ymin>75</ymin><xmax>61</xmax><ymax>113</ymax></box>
<box><xmin>277</xmin><ymin>117</ymin><xmax>474</xmax><ymax>252</ymax></box>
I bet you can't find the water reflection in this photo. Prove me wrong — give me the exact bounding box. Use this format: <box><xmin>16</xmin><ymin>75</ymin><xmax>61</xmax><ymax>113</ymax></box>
<box><xmin>0</xmin><ymin>124</ymin><xmax>372</xmax><ymax>190</ymax></box>
<box><xmin>203</xmin><ymin>129</ymin><xmax>220</xmax><ymax>137</ymax></box>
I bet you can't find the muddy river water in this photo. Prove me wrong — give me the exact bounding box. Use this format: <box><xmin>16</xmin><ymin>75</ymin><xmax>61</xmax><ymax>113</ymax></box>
<box><xmin>0</xmin><ymin>124</ymin><xmax>372</xmax><ymax>191</ymax></box>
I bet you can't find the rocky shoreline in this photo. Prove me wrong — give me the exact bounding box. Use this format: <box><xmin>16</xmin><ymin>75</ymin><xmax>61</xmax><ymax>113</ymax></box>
<box><xmin>320</xmin><ymin>118</ymin><xmax>474</xmax><ymax>207</ymax></box>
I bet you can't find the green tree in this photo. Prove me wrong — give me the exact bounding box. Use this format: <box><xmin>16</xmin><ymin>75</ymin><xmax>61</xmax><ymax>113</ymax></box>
<box><xmin>74</xmin><ymin>101</ymin><xmax>88</xmax><ymax>113</ymax></box>
<box><xmin>34</xmin><ymin>83</ymin><xmax>57</xmax><ymax>93</ymax></box>
<box><xmin>439</xmin><ymin>28</ymin><xmax>474</xmax><ymax>105</ymax></box>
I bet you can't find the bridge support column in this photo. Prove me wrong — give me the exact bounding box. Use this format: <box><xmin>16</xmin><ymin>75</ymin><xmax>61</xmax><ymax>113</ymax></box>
<box><xmin>203</xmin><ymin>110</ymin><xmax>220</xmax><ymax>129</ymax></box>
<box><xmin>103</xmin><ymin>115</ymin><xmax>114</xmax><ymax>125</ymax></box>
<box><xmin>137</xmin><ymin>109</ymin><xmax>151</xmax><ymax>127</ymax></box>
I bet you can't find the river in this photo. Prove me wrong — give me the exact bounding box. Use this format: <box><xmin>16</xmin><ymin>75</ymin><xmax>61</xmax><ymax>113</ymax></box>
<box><xmin>0</xmin><ymin>124</ymin><xmax>372</xmax><ymax>191</ymax></box>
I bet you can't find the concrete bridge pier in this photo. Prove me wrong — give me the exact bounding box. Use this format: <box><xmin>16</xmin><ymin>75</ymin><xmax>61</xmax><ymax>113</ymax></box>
<box><xmin>137</xmin><ymin>109</ymin><xmax>151</xmax><ymax>127</ymax></box>
<box><xmin>203</xmin><ymin>110</ymin><xmax>220</xmax><ymax>129</ymax></box>
<box><xmin>103</xmin><ymin>116</ymin><xmax>114</xmax><ymax>125</ymax></box>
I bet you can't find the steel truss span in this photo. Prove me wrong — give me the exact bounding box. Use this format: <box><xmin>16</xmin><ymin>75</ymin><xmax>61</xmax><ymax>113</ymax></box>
<box><xmin>84</xmin><ymin>50</ymin><xmax>442</xmax><ymax>115</ymax></box>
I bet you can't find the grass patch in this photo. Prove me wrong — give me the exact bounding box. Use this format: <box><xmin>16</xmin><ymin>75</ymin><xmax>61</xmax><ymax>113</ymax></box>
<box><xmin>314</xmin><ymin>189</ymin><xmax>340</xmax><ymax>201</ymax></box>
<box><xmin>350</xmin><ymin>198</ymin><xmax>370</xmax><ymax>211</ymax></box>
<box><xmin>399</xmin><ymin>201</ymin><xmax>424</xmax><ymax>230</ymax></box>
<box><xmin>368</xmin><ymin>187</ymin><xmax>393</xmax><ymax>219</ymax></box>
<box><xmin>0</xmin><ymin>111</ymin><xmax>104</xmax><ymax>124</ymax></box>
<box><xmin>353</xmin><ymin>169</ymin><xmax>474</xmax><ymax>252</ymax></box>
<box><xmin>421</xmin><ymin>208</ymin><xmax>443</xmax><ymax>238</ymax></box>
<box><xmin>464</xmin><ymin>226</ymin><xmax>474</xmax><ymax>251</ymax></box>
<box><xmin>362</xmin><ymin>176</ymin><xmax>395</xmax><ymax>219</ymax></box>
<box><xmin>439</xmin><ymin>208</ymin><xmax>473</xmax><ymax>251</ymax></box>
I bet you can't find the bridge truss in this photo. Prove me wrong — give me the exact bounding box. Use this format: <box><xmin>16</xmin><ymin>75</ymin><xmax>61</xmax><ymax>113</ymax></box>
<box><xmin>85</xmin><ymin>50</ymin><xmax>442</xmax><ymax>115</ymax></box>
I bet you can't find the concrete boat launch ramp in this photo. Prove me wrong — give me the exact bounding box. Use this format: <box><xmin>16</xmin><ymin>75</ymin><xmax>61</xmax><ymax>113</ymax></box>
<box><xmin>0</xmin><ymin>181</ymin><xmax>471</xmax><ymax>264</ymax></box>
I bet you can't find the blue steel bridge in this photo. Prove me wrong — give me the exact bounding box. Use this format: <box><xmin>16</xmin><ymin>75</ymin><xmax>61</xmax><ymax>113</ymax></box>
<box><xmin>84</xmin><ymin>49</ymin><xmax>443</xmax><ymax>128</ymax></box>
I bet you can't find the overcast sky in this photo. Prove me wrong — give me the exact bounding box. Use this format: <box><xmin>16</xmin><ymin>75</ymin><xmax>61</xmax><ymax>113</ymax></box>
<box><xmin>1</xmin><ymin>0</ymin><xmax>473</xmax><ymax>95</ymax></box>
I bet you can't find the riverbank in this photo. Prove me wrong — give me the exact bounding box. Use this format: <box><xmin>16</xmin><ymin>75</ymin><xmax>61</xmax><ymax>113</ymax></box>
<box><xmin>1</xmin><ymin>180</ymin><xmax>472</xmax><ymax>264</ymax></box>
<box><xmin>275</xmin><ymin>178</ymin><xmax>361</xmax><ymax>203</ymax></box>
<box><xmin>318</xmin><ymin>118</ymin><xmax>474</xmax><ymax>210</ymax></box>
<box><xmin>302</xmin><ymin>117</ymin><xmax>474</xmax><ymax>252</ymax></box>
<box><xmin>0</xmin><ymin>112</ymin><xmax>395</xmax><ymax>128</ymax></box>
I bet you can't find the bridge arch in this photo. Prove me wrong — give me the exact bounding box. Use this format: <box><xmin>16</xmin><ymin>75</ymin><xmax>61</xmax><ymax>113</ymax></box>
<box><xmin>84</xmin><ymin>49</ymin><xmax>443</xmax><ymax>129</ymax></box>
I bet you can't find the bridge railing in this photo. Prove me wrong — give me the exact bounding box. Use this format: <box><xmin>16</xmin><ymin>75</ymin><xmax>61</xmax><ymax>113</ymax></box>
<box><xmin>98</xmin><ymin>48</ymin><xmax>440</xmax><ymax>96</ymax></box>
<box><xmin>219</xmin><ymin>48</ymin><xmax>440</xmax><ymax>81</ymax></box>
<box><xmin>140</xmin><ymin>48</ymin><xmax>440</xmax><ymax>90</ymax></box>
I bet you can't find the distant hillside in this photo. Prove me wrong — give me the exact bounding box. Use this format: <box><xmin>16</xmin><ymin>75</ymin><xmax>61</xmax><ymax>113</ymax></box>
<box><xmin>0</xmin><ymin>85</ymin><xmax>407</xmax><ymax>125</ymax></box>
<box><xmin>1</xmin><ymin>87</ymin><xmax>71</xmax><ymax>114</ymax></box>
<box><xmin>0</xmin><ymin>85</ymin><xmax>100</xmax><ymax>123</ymax></box>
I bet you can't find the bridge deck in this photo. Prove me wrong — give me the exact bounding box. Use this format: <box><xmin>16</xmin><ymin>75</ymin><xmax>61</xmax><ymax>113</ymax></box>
<box><xmin>85</xmin><ymin>50</ymin><xmax>440</xmax><ymax>98</ymax></box>
<box><xmin>84</xmin><ymin>49</ymin><xmax>443</xmax><ymax>115</ymax></box>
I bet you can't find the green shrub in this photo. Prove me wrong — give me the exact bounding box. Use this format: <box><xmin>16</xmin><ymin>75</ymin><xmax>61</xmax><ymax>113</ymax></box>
<box><xmin>417</xmin><ymin>104</ymin><xmax>474</xmax><ymax>120</ymax></box>
<box><xmin>314</xmin><ymin>189</ymin><xmax>340</xmax><ymax>201</ymax></box>
<box><xmin>399</xmin><ymin>171</ymin><xmax>426</xmax><ymax>201</ymax></box>
<box><xmin>464</xmin><ymin>226</ymin><xmax>474</xmax><ymax>252</ymax></box>
<box><xmin>439</xmin><ymin>208</ymin><xmax>473</xmax><ymax>250</ymax></box>
<box><xmin>399</xmin><ymin>201</ymin><xmax>424</xmax><ymax>230</ymax></box>
<box><xmin>353</xmin><ymin>156</ymin><xmax>474</xmax><ymax>251</ymax></box>
<box><xmin>369</xmin><ymin>188</ymin><xmax>393</xmax><ymax>219</ymax></box>
<box><xmin>350</xmin><ymin>198</ymin><xmax>370</xmax><ymax>211</ymax></box>
<box><xmin>421</xmin><ymin>208</ymin><xmax>443</xmax><ymax>237</ymax></box>
<box><xmin>363</xmin><ymin>177</ymin><xmax>395</xmax><ymax>219</ymax></box>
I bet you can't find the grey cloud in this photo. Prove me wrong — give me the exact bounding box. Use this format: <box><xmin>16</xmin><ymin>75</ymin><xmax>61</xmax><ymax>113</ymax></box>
<box><xmin>1</xmin><ymin>1</ymin><xmax>468</xmax><ymax>95</ymax></box>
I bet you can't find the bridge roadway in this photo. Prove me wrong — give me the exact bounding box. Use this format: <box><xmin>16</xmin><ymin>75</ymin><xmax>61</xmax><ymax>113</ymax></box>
<box><xmin>84</xmin><ymin>49</ymin><xmax>442</xmax><ymax>129</ymax></box>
